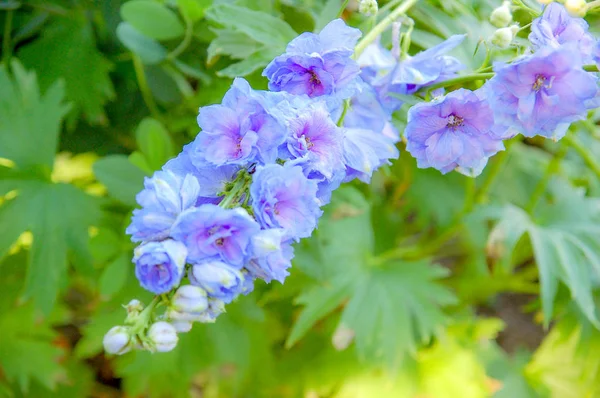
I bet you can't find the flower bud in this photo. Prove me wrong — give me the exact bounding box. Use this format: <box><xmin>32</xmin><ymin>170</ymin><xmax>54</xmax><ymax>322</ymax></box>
<box><xmin>171</xmin><ymin>285</ymin><xmax>209</xmax><ymax>314</ymax></box>
<box><xmin>189</xmin><ymin>261</ymin><xmax>245</xmax><ymax>304</ymax></box>
<box><xmin>491</xmin><ymin>27</ymin><xmax>514</xmax><ymax>48</ymax></box>
<box><xmin>358</xmin><ymin>0</ymin><xmax>378</xmax><ymax>16</ymax></box>
<box><xmin>103</xmin><ymin>326</ymin><xmax>132</xmax><ymax>355</ymax></box>
<box><xmin>148</xmin><ymin>321</ymin><xmax>178</xmax><ymax>352</ymax></box>
<box><xmin>564</xmin><ymin>0</ymin><xmax>587</xmax><ymax>16</ymax></box>
<box><xmin>170</xmin><ymin>320</ymin><xmax>193</xmax><ymax>333</ymax></box>
<box><xmin>490</xmin><ymin>1</ymin><xmax>512</xmax><ymax>27</ymax></box>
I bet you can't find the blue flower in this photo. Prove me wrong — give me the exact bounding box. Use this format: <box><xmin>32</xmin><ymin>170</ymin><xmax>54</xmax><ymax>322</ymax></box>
<box><xmin>250</xmin><ymin>164</ymin><xmax>322</xmax><ymax>240</ymax></box>
<box><xmin>188</xmin><ymin>260</ymin><xmax>247</xmax><ymax>303</ymax></box>
<box><xmin>342</xmin><ymin>127</ymin><xmax>399</xmax><ymax>183</ymax></box>
<box><xmin>165</xmin><ymin>145</ymin><xmax>240</xmax><ymax>201</ymax></box>
<box><xmin>592</xmin><ymin>40</ymin><xmax>600</xmax><ymax>69</ymax></box>
<box><xmin>263</xmin><ymin>19</ymin><xmax>361</xmax><ymax>99</ymax></box>
<box><xmin>359</xmin><ymin>35</ymin><xmax>466</xmax><ymax>112</ymax></box>
<box><xmin>127</xmin><ymin>170</ymin><xmax>200</xmax><ymax>242</ymax></box>
<box><xmin>190</xmin><ymin>80</ymin><xmax>287</xmax><ymax>167</ymax></box>
<box><xmin>486</xmin><ymin>45</ymin><xmax>599</xmax><ymax>140</ymax></box>
<box><xmin>171</xmin><ymin>205</ymin><xmax>260</xmax><ymax>266</ymax></box>
<box><xmin>134</xmin><ymin>240</ymin><xmax>187</xmax><ymax>294</ymax></box>
<box><xmin>405</xmin><ymin>88</ymin><xmax>506</xmax><ymax>176</ymax></box>
<box><xmin>247</xmin><ymin>229</ymin><xmax>294</xmax><ymax>283</ymax></box>
<box><xmin>529</xmin><ymin>2</ymin><xmax>595</xmax><ymax>62</ymax></box>
<box><xmin>280</xmin><ymin>102</ymin><xmax>345</xmax><ymax>179</ymax></box>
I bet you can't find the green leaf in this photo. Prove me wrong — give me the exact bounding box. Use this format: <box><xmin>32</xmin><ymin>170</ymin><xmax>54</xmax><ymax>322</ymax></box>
<box><xmin>289</xmin><ymin>188</ymin><xmax>455</xmax><ymax>366</ymax></box>
<box><xmin>116</xmin><ymin>22</ymin><xmax>168</xmax><ymax>65</ymax></box>
<box><xmin>121</xmin><ymin>0</ymin><xmax>185</xmax><ymax>40</ymax></box>
<box><xmin>135</xmin><ymin>118</ymin><xmax>175</xmax><ymax>171</ymax></box>
<box><xmin>206</xmin><ymin>4</ymin><xmax>297</xmax><ymax>48</ymax></box>
<box><xmin>0</xmin><ymin>259</ymin><xmax>67</xmax><ymax>393</ymax></box>
<box><xmin>17</xmin><ymin>14</ymin><xmax>114</xmax><ymax>126</ymax></box>
<box><xmin>478</xmin><ymin>180</ymin><xmax>600</xmax><ymax>327</ymax></box>
<box><xmin>177</xmin><ymin>0</ymin><xmax>212</xmax><ymax>22</ymax></box>
<box><xmin>99</xmin><ymin>253</ymin><xmax>130</xmax><ymax>297</ymax></box>
<box><xmin>0</xmin><ymin>60</ymin><xmax>69</xmax><ymax>171</ymax></box>
<box><xmin>206</xmin><ymin>30</ymin><xmax>262</xmax><ymax>63</ymax></box>
<box><xmin>217</xmin><ymin>49</ymin><xmax>279</xmax><ymax>77</ymax></box>
<box><xmin>93</xmin><ymin>155</ymin><xmax>147</xmax><ymax>207</ymax></box>
<box><xmin>0</xmin><ymin>63</ymin><xmax>100</xmax><ymax>314</ymax></box>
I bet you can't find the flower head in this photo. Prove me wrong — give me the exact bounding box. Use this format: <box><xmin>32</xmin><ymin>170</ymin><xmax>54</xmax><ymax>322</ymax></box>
<box><xmin>247</xmin><ymin>229</ymin><xmax>294</xmax><ymax>283</ymax></box>
<box><xmin>191</xmin><ymin>79</ymin><xmax>287</xmax><ymax>167</ymax></box>
<box><xmin>134</xmin><ymin>240</ymin><xmax>187</xmax><ymax>294</ymax></box>
<box><xmin>127</xmin><ymin>170</ymin><xmax>200</xmax><ymax>242</ymax></box>
<box><xmin>171</xmin><ymin>205</ymin><xmax>260</xmax><ymax>266</ymax></box>
<box><xmin>250</xmin><ymin>164</ymin><xmax>322</xmax><ymax>240</ymax></box>
<box><xmin>263</xmin><ymin>19</ymin><xmax>361</xmax><ymax>99</ymax></box>
<box><xmin>188</xmin><ymin>260</ymin><xmax>248</xmax><ymax>303</ymax></box>
<box><xmin>405</xmin><ymin>88</ymin><xmax>506</xmax><ymax>176</ymax></box>
<box><xmin>486</xmin><ymin>45</ymin><xmax>599</xmax><ymax>140</ymax></box>
<box><xmin>281</xmin><ymin>103</ymin><xmax>345</xmax><ymax>179</ymax></box>
<box><xmin>529</xmin><ymin>2</ymin><xmax>595</xmax><ymax>62</ymax></box>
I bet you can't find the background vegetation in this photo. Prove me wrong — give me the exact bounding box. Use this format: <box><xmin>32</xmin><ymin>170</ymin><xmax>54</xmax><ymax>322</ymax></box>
<box><xmin>0</xmin><ymin>0</ymin><xmax>599</xmax><ymax>397</ymax></box>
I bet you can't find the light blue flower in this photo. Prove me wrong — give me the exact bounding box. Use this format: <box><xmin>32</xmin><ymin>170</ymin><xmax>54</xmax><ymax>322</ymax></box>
<box><xmin>189</xmin><ymin>260</ymin><xmax>247</xmax><ymax>304</ymax></box>
<box><xmin>133</xmin><ymin>240</ymin><xmax>187</xmax><ymax>294</ymax></box>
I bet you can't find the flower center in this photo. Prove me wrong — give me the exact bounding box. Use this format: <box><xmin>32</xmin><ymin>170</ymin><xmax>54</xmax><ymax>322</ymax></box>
<box><xmin>215</xmin><ymin>237</ymin><xmax>224</xmax><ymax>246</ymax></box>
<box><xmin>446</xmin><ymin>114</ymin><xmax>464</xmax><ymax>129</ymax></box>
<box><xmin>533</xmin><ymin>74</ymin><xmax>547</xmax><ymax>92</ymax></box>
<box><xmin>309</xmin><ymin>70</ymin><xmax>321</xmax><ymax>85</ymax></box>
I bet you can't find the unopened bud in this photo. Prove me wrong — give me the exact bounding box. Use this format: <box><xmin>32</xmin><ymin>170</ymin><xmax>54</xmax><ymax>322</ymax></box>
<box><xmin>126</xmin><ymin>299</ymin><xmax>144</xmax><ymax>314</ymax></box>
<box><xmin>170</xmin><ymin>320</ymin><xmax>193</xmax><ymax>333</ymax></box>
<box><xmin>564</xmin><ymin>0</ymin><xmax>587</xmax><ymax>16</ymax></box>
<box><xmin>148</xmin><ymin>321</ymin><xmax>178</xmax><ymax>352</ymax></box>
<box><xmin>171</xmin><ymin>285</ymin><xmax>208</xmax><ymax>314</ymax></box>
<box><xmin>358</xmin><ymin>0</ymin><xmax>378</xmax><ymax>16</ymax></box>
<box><xmin>490</xmin><ymin>1</ymin><xmax>512</xmax><ymax>27</ymax></box>
<box><xmin>491</xmin><ymin>27</ymin><xmax>515</xmax><ymax>48</ymax></box>
<box><xmin>103</xmin><ymin>326</ymin><xmax>132</xmax><ymax>355</ymax></box>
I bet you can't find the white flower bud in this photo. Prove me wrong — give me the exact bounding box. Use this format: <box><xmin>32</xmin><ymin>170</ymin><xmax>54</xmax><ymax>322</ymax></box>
<box><xmin>103</xmin><ymin>326</ymin><xmax>132</xmax><ymax>355</ymax></box>
<box><xmin>358</xmin><ymin>0</ymin><xmax>378</xmax><ymax>16</ymax></box>
<box><xmin>170</xmin><ymin>320</ymin><xmax>193</xmax><ymax>333</ymax></box>
<box><xmin>126</xmin><ymin>299</ymin><xmax>144</xmax><ymax>314</ymax></box>
<box><xmin>491</xmin><ymin>27</ymin><xmax>515</xmax><ymax>48</ymax></box>
<box><xmin>148</xmin><ymin>321</ymin><xmax>179</xmax><ymax>352</ymax></box>
<box><xmin>171</xmin><ymin>285</ymin><xmax>209</xmax><ymax>314</ymax></box>
<box><xmin>564</xmin><ymin>0</ymin><xmax>587</xmax><ymax>16</ymax></box>
<box><xmin>490</xmin><ymin>1</ymin><xmax>513</xmax><ymax>27</ymax></box>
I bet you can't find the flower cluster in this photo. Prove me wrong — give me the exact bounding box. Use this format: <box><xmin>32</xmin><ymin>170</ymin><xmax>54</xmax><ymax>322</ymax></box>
<box><xmin>398</xmin><ymin>2</ymin><xmax>599</xmax><ymax>176</ymax></box>
<box><xmin>104</xmin><ymin>19</ymin><xmax>400</xmax><ymax>354</ymax></box>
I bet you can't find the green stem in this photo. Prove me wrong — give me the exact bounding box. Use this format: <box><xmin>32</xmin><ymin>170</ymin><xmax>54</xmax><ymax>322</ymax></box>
<box><xmin>167</xmin><ymin>17</ymin><xmax>193</xmax><ymax>60</ymax></box>
<box><xmin>584</xmin><ymin>65</ymin><xmax>599</xmax><ymax>72</ymax></box>
<box><xmin>563</xmin><ymin>134</ymin><xmax>600</xmax><ymax>180</ymax></box>
<box><xmin>586</xmin><ymin>0</ymin><xmax>600</xmax><ymax>11</ymax></box>
<box><xmin>463</xmin><ymin>177</ymin><xmax>476</xmax><ymax>214</ymax></box>
<box><xmin>426</xmin><ymin>72</ymin><xmax>494</xmax><ymax>92</ymax></box>
<box><xmin>336</xmin><ymin>99</ymin><xmax>350</xmax><ymax>127</ymax></box>
<box><xmin>525</xmin><ymin>141</ymin><xmax>568</xmax><ymax>213</ymax></box>
<box><xmin>132</xmin><ymin>55</ymin><xmax>161</xmax><ymax>119</ymax></box>
<box><xmin>2</xmin><ymin>10</ymin><xmax>13</xmax><ymax>66</ymax></box>
<box><xmin>354</xmin><ymin>0</ymin><xmax>420</xmax><ymax>57</ymax></box>
<box><xmin>130</xmin><ymin>296</ymin><xmax>161</xmax><ymax>334</ymax></box>
<box><xmin>512</xmin><ymin>0</ymin><xmax>540</xmax><ymax>17</ymax></box>
<box><xmin>337</xmin><ymin>0</ymin><xmax>350</xmax><ymax>17</ymax></box>
<box><xmin>219</xmin><ymin>170</ymin><xmax>251</xmax><ymax>209</ymax></box>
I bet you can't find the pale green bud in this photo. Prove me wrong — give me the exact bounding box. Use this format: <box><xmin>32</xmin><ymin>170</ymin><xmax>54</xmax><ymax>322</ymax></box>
<box><xmin>358</xmin><ymin>0</ymin><xmax>378</xmax><ymax>16</ymax></box>
<box><xmin>564</xmin><ymin>0</ymin><xmax>587</xmax><ymax>16</ymax></box>
<box><xmin>490</xmin><ymin>1</ymin><xmax>513</xmax><ymax>28</ymax></box>
<box><xmin>491</xmin><ymin>27</ymin><xmax>514</xmax><ymax>48</ymax></box>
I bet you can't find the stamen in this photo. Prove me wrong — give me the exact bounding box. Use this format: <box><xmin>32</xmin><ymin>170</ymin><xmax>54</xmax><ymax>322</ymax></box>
<box><xmin>446</xmin><ymin>114</ymin><xmax>464</xmax><ymax>129</ymax></box>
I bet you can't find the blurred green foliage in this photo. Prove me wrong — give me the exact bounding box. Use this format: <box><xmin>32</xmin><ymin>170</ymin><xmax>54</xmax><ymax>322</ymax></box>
<box><xmin>0</xmin><ymin>0</ymin><xmax>600</xmax><ymax>397</ymax></box>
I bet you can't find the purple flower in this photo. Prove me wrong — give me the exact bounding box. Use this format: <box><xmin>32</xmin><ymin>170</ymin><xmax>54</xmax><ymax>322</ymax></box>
<box><xmin>593</xmin><ymin>40</ymin><xmax>600</xmax><ymax>69</ymax></box>
<box><xmin>486</xmin><ymin>45</ymin><xmax>599</xmax><ymax>140</ymax></box>
<box><xmin>190</xmin><ymin>80</ymin><xmax>287</xmax><ymax>167</ymax></box>
<box><xmin>529</xmin><ymin>2</ymin><xmax>595</xmax><ymax>62</ymax></box>
<box><xmin>246</xmin><ymin>229</ymin><xmax>294</xmax><ymax>283</ymax></box>
<box><xmin>263</xmin><ymin>19</ymin><xmax>361</xmax><ymax>99</ymax></box>
<box><xmin>359</xmin><ymin>35</ymin><xmax>465</xmax><ymax>112</ymax></box>
<box><xmin>164</xmin><ymin>146</ymin><xmax>239</xmax><ymax>201</ymax></box>
<box><xmin>405</xmin><ymin>88</ymin><xmax>506</xmax><ymax>176</ymax></box>
<box><xmin>280</xmin><ymin>103</ymin><xmax>345</xmax><ymax>179</ymax></box>
<box><xmin>188</xmin><ymin>260</ymin><xmax>247</xmax><ymax>303</ymax></box>
<box><xmin>250</xmin><ymin>164</ymin><xmax>322</xmax><ymax>240</ymax></box>
<box><xmin>127</xmin><ymin>170</ymin><xmax>200</xmax><ymax>242</ymax></box>
<box><xmin>134</xmin><ymin>240</ymin><xmax>187</xmax><ymax>294</ymax></box>
<box><xmin>171</xmin><ymin>205</ymin><xmax>260</xmax><ymax>266</ymax></box>
<box><xmin>342</xmin><ymin>127</ymin><xmax>399</xmax><ymax>183</ymax></box>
